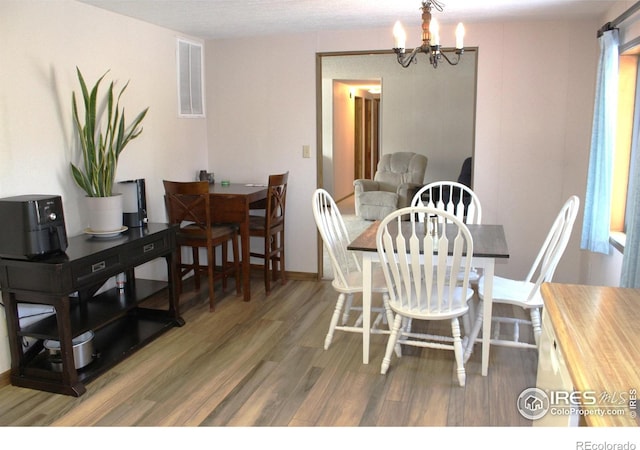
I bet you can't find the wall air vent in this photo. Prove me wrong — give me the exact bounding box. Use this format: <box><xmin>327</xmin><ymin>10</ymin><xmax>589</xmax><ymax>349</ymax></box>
<box><xmin>177</xmin><ymin>38</ymin><xmax>205</xmax><ymax>117</ymax></box>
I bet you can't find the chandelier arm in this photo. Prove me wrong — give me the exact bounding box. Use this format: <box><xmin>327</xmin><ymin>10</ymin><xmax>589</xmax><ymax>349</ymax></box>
<box><xmin>395</xmin><ymin>46</ymin><xmax>423</xmax><ymax>68</ymax></box>
<box><xmin>427</xmin><ymin>0</ymin><xmax>444</xmax><ymax>13</ymax></box>
<box><xmin>439</xmin><ymin>50</ymin><xmax>462</xmax><ymax>66</ymax></box>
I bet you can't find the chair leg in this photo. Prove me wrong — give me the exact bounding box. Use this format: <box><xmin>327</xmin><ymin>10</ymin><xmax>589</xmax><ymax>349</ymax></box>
<box><xmin>530</xmin><ymin>307</ymin><xmax>542</xmax><ymax>347</ymax></box>
<box><xmin>221</xmin><ymin>241</ymin><xmax>228</xmax><ymax>291</ymax></box>
<box><xmin>325</xmin><ymin>293</ymin><xmax>347</xmax><ymax>350</ymax></box>
<box><xmin>278</xmin><ymin>230</ymin><xmax>286</xmax><ymax>286</ymax></box>
<box><xmin>192</xmin><ymin>247</ymin><xmax>200</xmax><ymax>290</ymax></box>
<box><xmin>232</xmin><ymin>232</ymin><xmax>241</xmax><ymax>295</ymax></box>
<box><xmin>207</xmin><ymin>245</ymin><xmax>215</xmax><ymax>312</ymax></box>
<box><xmin>464</xmin><ymin>299</ymin><xmax>483</xmax><ymax>363</ymax></box>
<box><xmin>342</xmin><ymin>294</ymin><xmax>354</xmax><ymax>325</ymax></box>
<box><xmin>462</xmin><ymin>311</ymin><xmax>472</xmax><ymax>336</ymax></box>
<box><xmin>451</xmin><ymin>317</ymin><xmax>466</xmax><ymax>387</ymax></box>
<box><xmin>176</xmin><ymin>247</ymin><xmax>184</xmax><ymax>296</ymax></box>
<box><xmin>270</xmin><ymin>235</ymin><xmax>278</xmax><ymax>282</ymax></box>
<box><xmin>381</xmin><ymin>314</ymin><xmax>403</xmax><ymax>375</ymax></box>
<box><xmin>381</xmin><ymin>294</ymin><xmax>401</xmax><ymax>358</ymax></box>
<box><xmin>264</xmin><ymin>235</ymin><xmax>272</xmax><ymax>295</ymax></box>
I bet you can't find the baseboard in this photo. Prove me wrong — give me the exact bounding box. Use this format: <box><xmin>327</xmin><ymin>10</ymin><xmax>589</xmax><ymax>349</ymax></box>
<box><xmin>0</xmin><ymin>369</ymin><xmax>10</xmax><ymax>388</ymax></box>
<box><xmin>248</xmin><ymin>264</ymin><xmax>318</xmax><ymax>282</ymax></box>
<box><xmin>285</xmin><ymin>271</ymin><xmax>317</xmax><ymax>281</ymax></box>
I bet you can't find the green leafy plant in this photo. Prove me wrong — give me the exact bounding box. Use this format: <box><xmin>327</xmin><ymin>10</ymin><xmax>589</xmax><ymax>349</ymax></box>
<box><xmin>70</xmin><ymin>67</ymin><xmax>149</xmax><ymax>197</ymax></box>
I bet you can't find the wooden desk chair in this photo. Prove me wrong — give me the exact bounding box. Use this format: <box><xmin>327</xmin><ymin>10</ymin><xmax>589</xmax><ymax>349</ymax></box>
<box><xmin>163</xmin><ymin>180</ymin><xmax>240</xmax><ymax>311</ymax></box>
<box><xmin>249</xmin><ymin>172</ymin><xmax>289</xmax><ymax>295</ymax></box>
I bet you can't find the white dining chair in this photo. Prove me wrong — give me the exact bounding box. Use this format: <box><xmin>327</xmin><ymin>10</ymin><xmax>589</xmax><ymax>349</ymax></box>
<box><xmin>411</xmin><ymin>181</ymin><xmax>482</xmax><ymax>226</ymax></box>
<box><xmin>311</xmin><ymin>189</ymin><xmax>394</xmax><ymax>350</ymax></box>
<box><xmin>412</xmin><ymin>180</ymin><xmax>482</xmax><ymax>280</ymax></box>
<box><xmin>412</xmin><ymin>180</ymin><xmax>483</xmax><ymax>332</ymax></box>
<box><xmin>476</xmin><ymin>195</ymin><xmax>580</xmax><ymax>350</ymax></box>
<box><xmin>377</xmin><ymin>206</ymin><xmax>474</xmax><ymax>387</ymax></box>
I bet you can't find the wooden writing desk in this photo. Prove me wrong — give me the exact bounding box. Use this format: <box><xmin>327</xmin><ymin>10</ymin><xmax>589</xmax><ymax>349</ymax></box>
<box><xmin>209</xmin><ymin>183</ymin><xmax>268</xmax><ymax>301</ymax></box>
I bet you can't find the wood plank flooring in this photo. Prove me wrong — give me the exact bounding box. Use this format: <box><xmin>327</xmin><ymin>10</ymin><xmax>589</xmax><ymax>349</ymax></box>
<box><xmin>0</xmin><ymin>275</ymin><xmax>538</xmax><ymax>427</ymax></box>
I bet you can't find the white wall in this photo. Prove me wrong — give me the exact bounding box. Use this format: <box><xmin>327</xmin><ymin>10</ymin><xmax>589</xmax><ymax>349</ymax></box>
<box><xmin>206</xmin><ymin>20</ymin><xmax>600</xmax><ymax>282</ymax></box>
<box><xmin>205</xmin><ymin>35</ymin><xmax>319</xmax><ymax>273</ymax></box>
<box><xmin>0</xmin><ymin>1</ymin><xmax>208</xmax><ymax>374</ymax></box>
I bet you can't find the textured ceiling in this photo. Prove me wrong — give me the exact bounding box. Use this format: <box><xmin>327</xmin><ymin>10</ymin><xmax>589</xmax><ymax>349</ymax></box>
<box><xmin>78</xmin><ymin>0</ymin><xmax>615</xmax><ymax>40</ymax></box>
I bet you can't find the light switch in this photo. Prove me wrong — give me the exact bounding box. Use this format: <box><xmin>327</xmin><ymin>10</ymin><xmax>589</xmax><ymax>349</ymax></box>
<box><xmin>302</xmin><ymin>145</ymin><xmax>311</xmax><ymax>158</ymax></box>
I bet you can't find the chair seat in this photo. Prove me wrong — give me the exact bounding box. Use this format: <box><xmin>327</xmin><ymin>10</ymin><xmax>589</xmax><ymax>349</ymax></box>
<box><xmin>179</xmin><ymin>223</ymin><xmax>238</xmax><ymax>240</ymax></box>
<box><xmin>357</xmin><ymin>192</ymin><xmax>399</xmax><ymax>221</ymax></box>
<box><xmin>358</xmin><ymin>191</ymin><xmax>398</xmax><ymax>207</ymax></box>
<box><xmin>392</xmin><ymin>286</ymin><xmax>473</xmax><ymax>320</ymax></box>
<box><xmin>478</xmin><ymin>275</ymin><xmax>543</xmax><ymax>309</ymax></box>
<box><xmin>332</xmin><ymin>265</ymin><xmax>388</xmax><ymax>295</ymax></box>
<box><xmin>248</xmin><ymin>214</ymin><xmax>283</xmax><ymax>232</ymax></box>
<box><xmin>248</xmin><ymin>215</ymin><xmax>264</xmax><ymax>231</ymax></box>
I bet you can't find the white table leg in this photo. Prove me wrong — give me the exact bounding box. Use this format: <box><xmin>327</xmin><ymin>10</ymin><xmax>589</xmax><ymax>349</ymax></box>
<box><xmin>362</xmin><ymin>253</ymin><xmax>372</xmax><ymax>364</ymax></box>
<box><xmin>481</xmin><ymin>260</ymin><xmax>494</xmax><ymax>376</ymax></box>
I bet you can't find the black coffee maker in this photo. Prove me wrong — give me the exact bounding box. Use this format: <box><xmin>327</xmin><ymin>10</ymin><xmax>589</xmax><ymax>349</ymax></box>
<box><xmin>0</xmin><ymin>194</ymin><xmax>68</xmax><ymax>259</ymax></box>
<box><xmin>117</xmin><ymin>179</ymin><xmax>148</xmax><ymax>228</ymax></box>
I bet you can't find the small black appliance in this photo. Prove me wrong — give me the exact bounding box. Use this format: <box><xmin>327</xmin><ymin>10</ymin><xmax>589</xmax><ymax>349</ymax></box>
<box><xmin>117</xmin><ymin>178</ymin><xmax>148</xmax><ymax>228</ymax></box>
<box><xmin>0</xmin><ymin>194</ymin><xmax>68</xmax><ymax>259</ymax></box>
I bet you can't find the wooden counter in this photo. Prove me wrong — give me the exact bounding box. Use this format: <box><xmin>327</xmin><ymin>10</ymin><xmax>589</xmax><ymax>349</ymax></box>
<box><xmin>541</xmin><ymin>282</ymin><xmax>640</xmax><ymax>427</ymax></box>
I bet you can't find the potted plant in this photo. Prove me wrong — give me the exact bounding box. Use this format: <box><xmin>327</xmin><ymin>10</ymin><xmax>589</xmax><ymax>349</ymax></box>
<box><xmin>70</xmin><ymin>67</ymin><xmax>148</xmax><ymax>232</ymax></box>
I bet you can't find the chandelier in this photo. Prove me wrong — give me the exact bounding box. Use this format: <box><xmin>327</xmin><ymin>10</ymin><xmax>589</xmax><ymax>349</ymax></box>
<box><xmin>393</xmin><ymin>0</ymin><xmax>465</xmax><ymax>69</ymax></box>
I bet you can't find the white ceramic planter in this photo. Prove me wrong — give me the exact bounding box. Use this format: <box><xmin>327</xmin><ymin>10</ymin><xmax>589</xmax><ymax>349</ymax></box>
<box><xmin>86</xmin><ymin>194</ymin><xmax>123</xmax><ymax>232</ymax></box>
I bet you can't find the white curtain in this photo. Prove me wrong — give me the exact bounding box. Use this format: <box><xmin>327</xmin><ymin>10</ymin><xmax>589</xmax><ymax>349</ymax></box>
<box><xmin>580</xmin><ymin>29</ymin><xmax>619</xmax><ymax>254</ymax></box>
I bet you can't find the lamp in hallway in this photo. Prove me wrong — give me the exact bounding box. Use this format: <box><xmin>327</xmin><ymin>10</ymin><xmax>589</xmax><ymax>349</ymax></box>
<box><xmin>393</xmin><ymin>0</ymin><xmax>464</xmax><ymax>69</ymax></box>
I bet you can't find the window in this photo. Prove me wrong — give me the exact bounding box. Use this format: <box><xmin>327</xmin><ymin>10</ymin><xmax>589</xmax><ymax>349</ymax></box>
<box><xmin>177</xmin><ymin>38</ymin><xmax>205</xmax><ymax>117</ymax></box>
<box><xmin>610</xmin><ymin>40</ymin><xmax>640</xmax><ymax>251</ymax></box>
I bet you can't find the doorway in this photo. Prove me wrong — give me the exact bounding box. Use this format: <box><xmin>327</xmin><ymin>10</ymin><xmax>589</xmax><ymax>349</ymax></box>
<box><xmin>316</xmin><ymin>50</ymin><xmax>478</xmax><ymax>279</ymax></box>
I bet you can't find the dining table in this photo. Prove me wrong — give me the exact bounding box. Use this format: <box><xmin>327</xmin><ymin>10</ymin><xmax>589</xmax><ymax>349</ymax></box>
<box><xmin>347</xmin><ymin>220</ymin><xmax>510</xmax><ymax>376</ymax></box>
<box><xmin>209</xmin><ymin>183</ymin><xmax>268</xmax><ymax>302</ymax></box>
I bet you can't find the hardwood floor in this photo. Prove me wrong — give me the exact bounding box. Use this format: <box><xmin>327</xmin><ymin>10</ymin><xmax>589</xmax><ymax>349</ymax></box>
<box><xmin>0</xmin><ymin>274</ymin><xmax>537</xmax><ymax>427</ymax></box>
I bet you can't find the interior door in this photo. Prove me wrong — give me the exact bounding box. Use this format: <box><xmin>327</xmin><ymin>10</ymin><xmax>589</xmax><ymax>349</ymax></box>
<box><xmin>354</xmin><ymin>96</ymin><xmax>363</xmax><ymax>180</ymax></box>
<box><xmin>354</xmin><ymin>96</ymin><xmax>380</xmax><ymax>180</ymax></box>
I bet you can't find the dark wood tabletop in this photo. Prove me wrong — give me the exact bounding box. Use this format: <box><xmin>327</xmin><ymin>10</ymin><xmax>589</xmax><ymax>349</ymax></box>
<box><xmin>348</xmin><ymin>221</ymin><xmax>510</xmax><ymax>259</ymax></box>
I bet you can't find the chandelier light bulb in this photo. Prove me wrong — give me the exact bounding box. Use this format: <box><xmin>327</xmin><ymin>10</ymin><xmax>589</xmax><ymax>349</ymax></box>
<box><xmin>393</xmin><ymin>21</ymin><xmax>407</xmax><ymax>49</ymax></box>
<box><xmin>456</xmin><ymin>22</ymin><xmax>465</xmax><ymax>49</ymax></box>
<box><xmin>429</xmin><ymin>18</ymin><xmax>440</xmax><ymax>46</ymax></box>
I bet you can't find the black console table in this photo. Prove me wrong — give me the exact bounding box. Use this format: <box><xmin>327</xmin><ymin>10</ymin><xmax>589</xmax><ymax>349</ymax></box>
<box><xmin>0</xmin><ymin>223</ymin><xmax>184</xmax><ymax>396</ymax></box>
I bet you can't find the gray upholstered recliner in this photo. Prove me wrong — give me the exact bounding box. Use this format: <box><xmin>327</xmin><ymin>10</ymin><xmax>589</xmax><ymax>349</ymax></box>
<box><xmin>354</xmin><ymin>152</ymin><xmax>428</xmax><ymax>220</ymax></box>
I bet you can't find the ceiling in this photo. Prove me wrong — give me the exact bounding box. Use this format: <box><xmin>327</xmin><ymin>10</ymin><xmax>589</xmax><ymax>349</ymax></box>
<box><xmin>78</xmin><ymin>0</ymin><xmax>615</xmax><ymax>40</ymax></box>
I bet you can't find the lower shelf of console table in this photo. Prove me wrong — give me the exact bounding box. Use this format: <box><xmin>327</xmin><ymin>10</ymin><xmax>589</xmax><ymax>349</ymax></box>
<box><xmin>14</xmin><ymin>282</ymin><xmax>183</xmax><ymax>396</ymax></box>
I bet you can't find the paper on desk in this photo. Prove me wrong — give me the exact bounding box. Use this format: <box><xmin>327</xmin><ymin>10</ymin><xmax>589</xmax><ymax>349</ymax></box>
<box><xmin>245</xmin><ymin>183</ymin><xmax>268</xmax><ymax>187</ymax></box>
